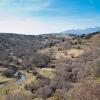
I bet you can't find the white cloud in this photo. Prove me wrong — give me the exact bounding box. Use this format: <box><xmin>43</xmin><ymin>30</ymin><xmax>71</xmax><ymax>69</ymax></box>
<box><xmin>0</xmin><ymin>16</ymin><xmax>66</xmax><ymax>34</ymax></box>
<box><xmin>0</xmin><ymin>0</ymin><xmax>52</xmax><ymax>15</ymax></box>
<box><xmin>0</xmin><ymin>0</ymin><xmax>99</xmax><ymax>34</ymax></box>
<box><xmin>0</xmin><ymin>16</ymin><xmax>100</xmax><ymax>35</ymax></box>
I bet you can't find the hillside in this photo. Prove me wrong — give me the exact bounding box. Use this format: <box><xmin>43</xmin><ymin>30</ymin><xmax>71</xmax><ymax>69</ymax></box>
<box><xmin>61</xmin><ymin>27</ymin><xmax>100</xmax><ymax>34</ymax></box>
<box><xmin>0</xmin><ymin>32</ymin><xmax>100</xmax><ymax>100</ymax></box>
<box><xmin>0</xmin><ymin>33</ymin><xmax>69</xmax><ymax>67</ymax></box>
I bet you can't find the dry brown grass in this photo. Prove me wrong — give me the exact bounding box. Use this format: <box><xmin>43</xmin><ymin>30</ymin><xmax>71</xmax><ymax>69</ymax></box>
<box><xmin>67</xmin><ymin>49</ymin><xmax>84</xmax><ymax>58</ymax></box>
<box><xmin>38</xmin><ymin>68</ymin><xmax>55</xmax><ymax>79</ymax></box>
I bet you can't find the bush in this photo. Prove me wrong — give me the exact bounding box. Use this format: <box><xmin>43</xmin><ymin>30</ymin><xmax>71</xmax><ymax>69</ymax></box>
<box><xmin>37</xmin><ymin>75</ymin><xmax>50</xmax><ymax>86</ymax></box>
<box><xmin>5</xmin><ymin>92</ymin><xmax>32</xmax><ymax>100</ymax></box>
<box><xmin>32</xmin><ymin>70</ymin><xmax>38</xmax><ymax>75</ymax></box>
<box><xmin>30</xmin><ymin>83</ymin><xmax>40</xmax><ymax>93</ymax></box>
<box><xmin>91</xmin><ymin>58</ymin><xmax>100</xmax><ymax>78</ymax></box>
<box><xmin>67</xmin><ymin>82</ymin><xmax>100</xmax><ymax>100</ymax></box>
<box><xmin>2</xmin><ymin>70</ymin><xmax>15</xmax><ymax>78</ymax></box>
<box><xmin>36</xmin><ymin>85</ymin><xmax>53</xmax><ymax>99</ymax></box>
<box><xmin>32</xmin><ymin>53</ymin><xmax>50</xmax><ymax>68</ymax></box>
<box><xmin>53</xmin><ymin>90</ymin><xmax>67</xmax><ymax>100</ymax></box>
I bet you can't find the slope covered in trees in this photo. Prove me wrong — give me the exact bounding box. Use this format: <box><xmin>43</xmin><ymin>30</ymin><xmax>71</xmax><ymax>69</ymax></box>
<box><xmin>0</xmin><ymin>32</ymin><xmax>100</xmax><ymax>100</ymax></box>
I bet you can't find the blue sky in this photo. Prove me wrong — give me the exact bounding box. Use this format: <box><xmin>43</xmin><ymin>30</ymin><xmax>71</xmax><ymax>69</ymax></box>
<box><xmin>0</xmin><ymin>0</ymin><xmax>100</xmax><ymax>34</ymax></box>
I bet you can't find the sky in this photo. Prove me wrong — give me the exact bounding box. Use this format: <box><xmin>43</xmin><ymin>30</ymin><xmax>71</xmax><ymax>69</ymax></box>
<box><xmin>0</xmin><ymin>0</ymin><xmax>100</xmax><ymax>34</ymax></box>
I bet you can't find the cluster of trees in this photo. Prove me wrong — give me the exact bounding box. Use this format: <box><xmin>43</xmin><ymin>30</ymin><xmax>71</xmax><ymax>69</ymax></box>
<box><xmin>1</xmin><ymin>32</ymin><xmax>100</xmax><ymax>100</ymax></box>
<box><xmin>67</xmin><ymin>82</ymin><xmax>100</xmax><ymax>100</ymax></box>
<box><xmin>23</xmin><ymin>32</ymin><xmax>100</xmax><ymax>99</ymax></box>
<box><xmin>25</xmin><ymin>73</ymin><xmax>72</xmax><ymax>99</ymax></box>
<box><xmin>0</xmin><ymin>33</ymin><xmax>67</xmax><ymax>68</ymax></box>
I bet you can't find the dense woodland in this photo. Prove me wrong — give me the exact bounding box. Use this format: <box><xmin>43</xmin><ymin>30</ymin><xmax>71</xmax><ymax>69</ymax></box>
<box><xmin>0</xmin><ymin>32</ymin><xmax>100</xmax><ymax>100</ymax></box>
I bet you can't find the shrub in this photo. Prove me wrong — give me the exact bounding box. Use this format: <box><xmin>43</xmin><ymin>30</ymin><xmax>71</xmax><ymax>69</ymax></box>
<box><xmin>5</xmin><ymin>92</ymin><xmax>32</xmax><ymax>100</ymax></box>
<box><xmin>67</xmin><ymin>82</ymin><xmax>100</xmax><ymax>100</ymax></box>
<box><xmin>53</xmin><ymin>90</ymin><xmax>67</xmax><ymax>100</ymax></box>
<box><xmin>91</xmin><ymin>58</ymin><xmax>100</xmax><ymax>78</ymax></box>
<box><xmin>36</xmin><ymin>85</ymin><xmax>53</xmax><ymax>99</ymax></box>
<box><xmin>32</xmin><ymin>53</ymin><xmax>50</xmax><ymax>68</ymax></box>
<box><xmin>32</xmin><ymin>70</ymin><xmax>38</xmax><ymax>75</ymax></box>
<box><xmin>37</xmin><ymin>75</ymin><xmax>50</xmax><ymax>86</ymax></box>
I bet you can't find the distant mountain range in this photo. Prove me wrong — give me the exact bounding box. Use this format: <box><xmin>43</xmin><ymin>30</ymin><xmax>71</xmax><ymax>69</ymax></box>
<box><xmin>61</xmin><ymin>27</ymin><xmax>100</xmax><ymax>35</ymax></box>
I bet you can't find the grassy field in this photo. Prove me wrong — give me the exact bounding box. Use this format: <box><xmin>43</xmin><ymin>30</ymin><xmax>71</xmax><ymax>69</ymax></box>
<box><xmin>38</xmin><ymin>68</ymin><xmax>55</xmax><ymax>79</ymax></box>
<box><xmin>0</xmin><ymin>70</ymin><xmax>33</xmax><ymax>94</ymax></box>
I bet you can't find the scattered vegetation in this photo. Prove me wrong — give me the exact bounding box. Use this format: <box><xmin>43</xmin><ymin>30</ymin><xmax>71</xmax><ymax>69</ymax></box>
<box><xmin>0</xmin><ymin>32</ymin><xmax>100</xmax><ymax>100</ymax></box>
